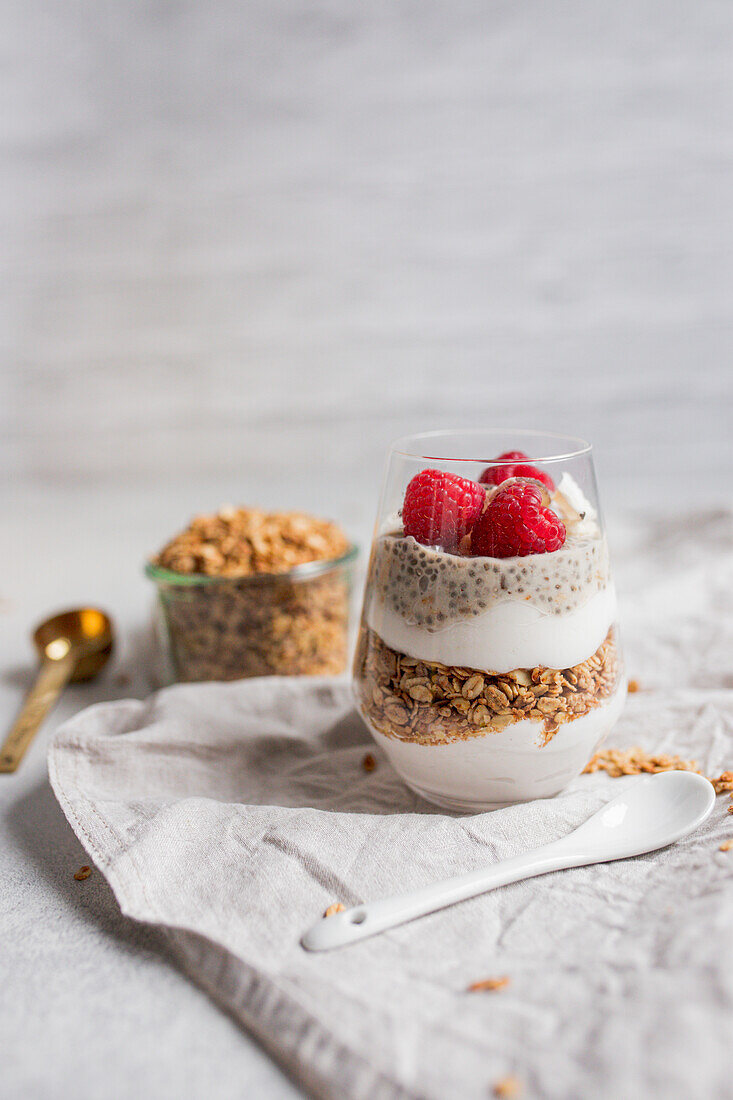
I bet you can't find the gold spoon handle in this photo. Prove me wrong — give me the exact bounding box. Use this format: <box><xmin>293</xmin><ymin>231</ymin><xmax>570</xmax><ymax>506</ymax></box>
<box><xmin>0</xmin><ymin>653</ymin><xmax>77</xmax><ymax>773</ymax></box>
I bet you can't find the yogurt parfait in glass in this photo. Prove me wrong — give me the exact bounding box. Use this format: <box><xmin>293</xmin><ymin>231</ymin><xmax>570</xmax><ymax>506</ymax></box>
<box><xmin>353</xmin><ymin>430</ymin><xmax>625</xmax><ymax>811</ymax></box>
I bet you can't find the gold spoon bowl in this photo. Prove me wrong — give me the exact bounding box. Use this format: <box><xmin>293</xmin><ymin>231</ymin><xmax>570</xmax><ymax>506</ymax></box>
<box><xmin>34</xmin><ymin>608</ymin><xmax>114</xmax><ymax>679</ymax></box>
<box><xmin>0</xmin><ymin>607</ymin><xmax>114</xmax><ymax>773</ymax></box>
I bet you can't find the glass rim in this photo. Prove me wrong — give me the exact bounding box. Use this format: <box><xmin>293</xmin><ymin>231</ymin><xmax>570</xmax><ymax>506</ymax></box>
<box><xmin>144</xmin><ymin>543</ymin><xmax>359</xmax><ymax>587</ymax></box>
<box><xmin>389</xmin><ymin>428</ymin><xmax>593</xmax><ymax>465</ymax></box>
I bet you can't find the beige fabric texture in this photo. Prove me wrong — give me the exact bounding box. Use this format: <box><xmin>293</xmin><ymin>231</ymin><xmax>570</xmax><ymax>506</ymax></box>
<box><xmin>49</xmin><ymin>512</ymin><xmax>733</xmax><ymax>1100</ymax></box>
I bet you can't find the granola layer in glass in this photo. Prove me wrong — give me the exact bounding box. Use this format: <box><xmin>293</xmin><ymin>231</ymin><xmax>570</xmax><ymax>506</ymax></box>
<box><xmin>354</xmin><ymin>625</ymin><xmax>622</xmax><ymax>747</ymax></box>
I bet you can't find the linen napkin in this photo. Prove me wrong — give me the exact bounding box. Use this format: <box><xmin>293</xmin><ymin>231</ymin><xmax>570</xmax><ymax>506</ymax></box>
<box><xmin>49</xmin><ymin>511</ymin><xmax>733</xmax><ymax>1100</ymax></box>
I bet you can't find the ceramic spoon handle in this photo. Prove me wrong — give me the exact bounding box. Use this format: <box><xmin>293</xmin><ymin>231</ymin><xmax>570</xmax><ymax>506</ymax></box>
<box><xmin>0</xmin><ymin>653</ymin><xmax>76</xmax><ymax>773</ymax></box>
<box><xmin>302</xmin><ymin>841</ymin><xmax>588</xmax><ymax>951</ymax></box>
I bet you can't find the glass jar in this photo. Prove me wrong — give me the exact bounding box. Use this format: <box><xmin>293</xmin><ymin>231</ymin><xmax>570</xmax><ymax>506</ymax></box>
<box><xmin>353</xmin><ymin>430</ymin><xmax>625</xmax><ymax>811</ymax></box>
<box><xmin>147</xmin><ymin>546</ymin><xmax>358</xmax><ymax>684</ymax></box>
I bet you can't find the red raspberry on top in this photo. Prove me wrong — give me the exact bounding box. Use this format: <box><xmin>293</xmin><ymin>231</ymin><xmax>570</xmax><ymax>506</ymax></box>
<box><xmin>479</xmin><ymin>450</ymin><xmax>555</xmax><ymax>492</ymax></box>
<box><xmin>402</xmin><ymin>469</ymin><xmax>486</xmax><ymax>551</ymax></box>
<box><xmin>471</xmin><ymin>480</ymin><xmax>566</xmax><ymax>558</ymax></box>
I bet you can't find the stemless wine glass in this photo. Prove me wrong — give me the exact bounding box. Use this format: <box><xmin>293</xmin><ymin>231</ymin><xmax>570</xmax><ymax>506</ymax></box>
<box><xmin>353</xmin><ymin>429</ymin><xmax>626</xmax><ymax>811</ymax></box>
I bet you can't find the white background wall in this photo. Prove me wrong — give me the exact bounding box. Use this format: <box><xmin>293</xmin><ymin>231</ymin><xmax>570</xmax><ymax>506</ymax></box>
<box><xmin>4</xmin><ymin>0</ymin><xmax>733</xmax><ymax>558</ymax></box>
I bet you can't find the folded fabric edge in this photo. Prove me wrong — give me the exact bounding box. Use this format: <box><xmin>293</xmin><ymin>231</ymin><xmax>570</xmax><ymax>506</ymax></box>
<box><xmin>47</xmin><ymin>742</ymin><xmax>415</xmax><ymax>1100</ymax></box>
<box><xmin>168</xmin><ymin>926</ymin><xmax>414</xmax><ymax>1100</ymax></box>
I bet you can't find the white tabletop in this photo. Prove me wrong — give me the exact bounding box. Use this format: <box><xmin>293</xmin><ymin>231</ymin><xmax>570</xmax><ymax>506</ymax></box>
<box><xmin>3</xmin><ymin>1</ymin><xmax>733</xmax><ymax>1096</ymax></box>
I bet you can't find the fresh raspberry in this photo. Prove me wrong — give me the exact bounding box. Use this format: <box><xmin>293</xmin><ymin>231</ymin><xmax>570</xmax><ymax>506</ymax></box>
<box><xmin>481</xmin><ymin>449</ymin><xmax>527</xmax><ymax>473</ymax></box>
<box><xmin>402</xmin><ymin>469</ymin><xmax>486</xmax><ymax>551</ymax></box>
<box><xmin>479</xmin><ymin>450</ymin><xmax>555</xmax><ymax>492</ymax></box>
<box><xmin>471</xmin><ymin>480</ymin><xmax>566</xmax><ymax>558</ymax></box>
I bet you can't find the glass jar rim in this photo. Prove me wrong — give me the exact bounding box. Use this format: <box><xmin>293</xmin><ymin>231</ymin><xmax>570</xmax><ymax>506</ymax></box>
<box><xmin>389</xmin><ymin>428</ymin><xmax>592</xmax><ymax>465</ymax></box>
<box><xmin>144</xmin><ymin>543</ymin><xmax>358</xmax><ymax>587</ymax></box>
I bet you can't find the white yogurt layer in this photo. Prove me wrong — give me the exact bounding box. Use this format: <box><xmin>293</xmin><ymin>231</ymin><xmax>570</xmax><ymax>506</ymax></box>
<box><xmin>367</xmin><ymin>583</ymin><xmax>617</xmax><ymax>673</ymax></box>
<box><xmin>556</xmin><ymin>472</ymin><xmax>597</xmax><ymax>521</ymax></box>
<box><xmin>369</xmin><ymin>682</ymin><xmax>627</xmax><ymax>810</ymax></box>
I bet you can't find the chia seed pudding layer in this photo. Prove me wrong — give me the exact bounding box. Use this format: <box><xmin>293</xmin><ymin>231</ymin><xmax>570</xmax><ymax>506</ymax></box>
<box><xmin>369</xmin><ymin>531</ymin><xmax>610</xmax><ymax>627</ymax></box>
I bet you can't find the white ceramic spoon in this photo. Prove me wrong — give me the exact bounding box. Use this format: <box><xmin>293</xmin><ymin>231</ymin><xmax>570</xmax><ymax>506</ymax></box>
<box><xmin>302</xmin><ymin>771</ymin><xmax>715</xmax><ymax>952</ymax></box>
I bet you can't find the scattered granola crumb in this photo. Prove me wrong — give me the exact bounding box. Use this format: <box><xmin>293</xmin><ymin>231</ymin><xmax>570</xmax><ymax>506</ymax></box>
<box><xmin>583</xmin><ymin>747</ymin><xmax>700</xmax><ymax>778</ymax></box>
<box><xmin>584</xmin><ymin>751</ymin><xmax>733</xmax><ymax>820</ymax></box>
<box><xmin>362</xmin><ymin>753</ymin><xmax>376</xmax><ymax>772</ymax></box>
<box><xmin>719</xmin><ymin>840</ymin><xmax>733</xmax><ymax>852</ymax></box>
<box><xmin>494</xmin><ymin>1076</ymin><xmax>522</xmax><ymax>1098</ymax></box>
<box><xmin>467</xmin><ymin>976</ymin><xmax>510</xmax><ymax>993</ymax></box>
<box><xmin>74</xmin><ymin>866</ymin><xmax>92</xmax><ymax>881</ymax></box>
<box><xmin>627</xmin><ymin>679</ymin><xmax>640</xmax><ymax>693</ymax></box>
<box><xmin>324</xmin><ymin>903</ymin><xmax>345</xmax><ymax>918</ymax></box>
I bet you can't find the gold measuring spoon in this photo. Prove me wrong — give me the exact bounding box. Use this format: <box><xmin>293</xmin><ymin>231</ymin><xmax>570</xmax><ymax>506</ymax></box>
<box><xmin>0</xmin><ymin>608</ymin><xmax>114</xmax><ymax>773</ymax></box>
